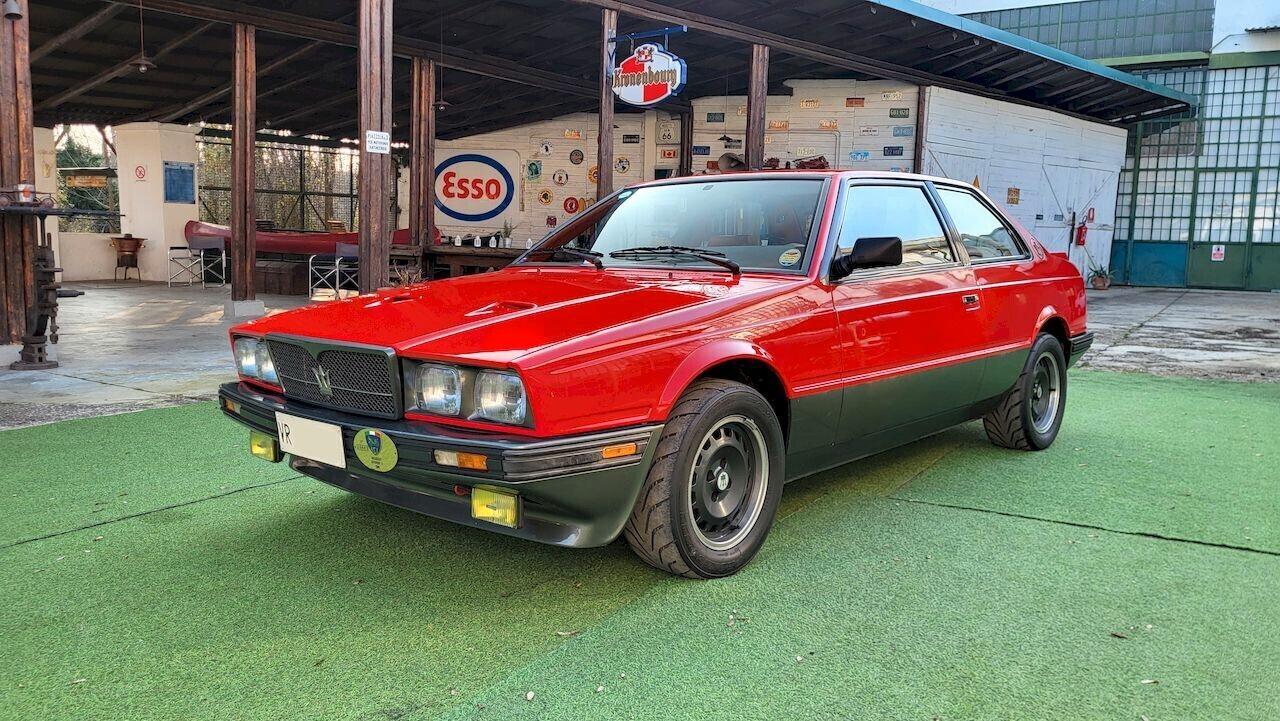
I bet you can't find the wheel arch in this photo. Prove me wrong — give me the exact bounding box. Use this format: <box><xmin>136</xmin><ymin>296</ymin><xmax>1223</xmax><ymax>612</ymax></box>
<box><xmin>1035</xmin><ymin>310</ymin><xmax>1071</xmax><ymax>354</ymax></box>
<box><xmin>655</xmin><ymin>341</ymin><xmax>791</xmax><ymax>445</ymax></box>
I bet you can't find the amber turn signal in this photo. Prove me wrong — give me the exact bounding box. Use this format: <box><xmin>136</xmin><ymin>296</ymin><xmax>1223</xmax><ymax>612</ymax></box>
<box><xmin>600</xmin><ymin>442</ymin><xmax>639</xmax><ymax>459</ymax></box>
<box><xmin>434</xmin><ymin>449</ymin><xmax>488</xmax><ymax>471</ymax></box>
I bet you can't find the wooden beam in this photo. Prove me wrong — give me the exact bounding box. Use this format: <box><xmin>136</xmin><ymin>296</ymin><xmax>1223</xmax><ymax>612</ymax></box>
<box><xmin>678</xmin><ymin>108</ymin><xmax>693</xmax><ymax>176</ymax></box>
<box><xmin>230</xmin><ymin>22</ymin><xmax>256</xmax><ymax>302</ymax></box>
<box><xmin>596</xmin><ymin>7</ymin><xmax>616</xmax><ymax>198</ymax></box>
<box><xmin>34</xmin><ymin>20</ymin><xmax>216</xmax><ymax>112</ymax></box>
<box><xmin>408</xmin><ymin>56</ymin><xmax>435</xmax><ymax>247</ymax></box>
<box><xmin>745</xmin><ymin>43</ymin><xmax>768</xmax><ymax>171</ymax></box>
<box><xmin>357</xmin><ymin>0</ymin><xmax>393</xmax><ymax>292</ymax></box>
<box><xmin>101</xmin><ymin>0</ymin><xmax>596</xmax><ymax>98</ymax></box>
<box><xmin>1</xmin><ymin>0</ymin><xmax>37</xmax><ymax>343</ymax></box>
<box><xmin>153</xmin><ymin>38</ymin><xmax>328</xmax><ymax>122</ymax></box>
<box><xmin>31</xmin><ymin>4</ymin><xmax>124</xmax><ymax>63</ymax></box>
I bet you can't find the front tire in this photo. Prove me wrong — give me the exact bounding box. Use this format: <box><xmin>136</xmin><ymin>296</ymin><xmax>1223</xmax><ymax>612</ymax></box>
<box><xmin>623</xmin><ymin>379</ymin><xmax>785</xmax><ymax>579</ymax></box>
<box><xmin>983</xmin><ymin>333</ymin><xmax>1067</xmax><ymax>451</ymax></box>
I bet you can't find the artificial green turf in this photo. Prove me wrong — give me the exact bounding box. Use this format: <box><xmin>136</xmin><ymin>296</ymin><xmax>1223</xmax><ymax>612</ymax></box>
<box><xmin>893</xmin><ymin>371</ymin><xmax>1280</xmax><ymax>553</ymax></box>
<box><xmin>3</xmin><ymin>371</ymin><xmax>1278</xmax><ymax>721</ymax></box>
<box><xmin>0</xmin><ymin>402</ymin><xmax>298</xmax><ymax>547</ymax></box>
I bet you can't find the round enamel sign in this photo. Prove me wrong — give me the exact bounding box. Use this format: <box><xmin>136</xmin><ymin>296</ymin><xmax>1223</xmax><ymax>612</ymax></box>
<box><xmin>434</xmin><ymin>153</ymin><xmax>516</xmax><ymax>222</ymax></box>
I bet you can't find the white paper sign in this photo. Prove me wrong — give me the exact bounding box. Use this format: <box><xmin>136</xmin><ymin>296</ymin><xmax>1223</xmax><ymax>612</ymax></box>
<box><xmin>364</xmin><ymin>130</ymin><xmax>391</xmax><ymax>155</ymax></box>
<box><xmin>1211</xmin><ymin>244</ymin><xmax>1225</xmax><ymax>262</ymax></box>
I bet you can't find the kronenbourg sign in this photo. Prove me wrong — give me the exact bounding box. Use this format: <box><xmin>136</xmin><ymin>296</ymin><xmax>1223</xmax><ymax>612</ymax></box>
<box><xmin>612</xmin><ymin>43</ymin><xmax>686</xmax><ymax>107</ymax></box>
<box><xmin>433</xmin><ymin>150</ymin><xmax>520</xmax><ymax>225</ymax></box>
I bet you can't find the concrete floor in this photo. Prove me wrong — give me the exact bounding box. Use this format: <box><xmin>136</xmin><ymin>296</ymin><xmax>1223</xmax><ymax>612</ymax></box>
<box><xmin>1080</xmin><ymin>286</ymin><xmax>1280</xmax><ymax>382</ymax></box>
<box><xmin>0</xmin><ymin>282</ymin><xmax>1277</xmax><ymax>428</ymax></box>
<box><xmin>0</xmin><ymin>282</ymin><xmax>306</xmax><ymax>428</ymax></box>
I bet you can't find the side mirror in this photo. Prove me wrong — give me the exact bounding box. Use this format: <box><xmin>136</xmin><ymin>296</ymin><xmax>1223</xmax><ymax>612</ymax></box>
<box><xmin>830</xmin><ymin>236</ymin><xmax>903</xmax><ymax>280</ymax></box>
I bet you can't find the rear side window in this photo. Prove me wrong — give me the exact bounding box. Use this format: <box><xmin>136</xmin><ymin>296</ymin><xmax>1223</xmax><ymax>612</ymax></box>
<box><xmin>837</xmin><ymin>185</ymin><xmax>954</xmax><ymax>267</ymax></box>
<box><xmin>936</xmin><ymin>186</ymin><xmax>1025</xmax><ymax>261</ymax></box>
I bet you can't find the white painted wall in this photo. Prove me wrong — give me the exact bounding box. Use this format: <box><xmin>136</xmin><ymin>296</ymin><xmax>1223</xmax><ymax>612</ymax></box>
<box><xmin>690</xmin><ymin>79</ymin><xmax>919</xmax><ymax>173</ymax></box>
<box><xmin>413</xmin><ymin>110</ymin><xmax>677</xmax><ymax>244</ymax></box>
<box><xmin>112</xmin><ymin>122</ymin><xmax>200</xmax><ymax>282</ymax></box>
<box><xmin>920</xmin><ymin>86</ymin><xmax>1128</xmax><ymax>273</ymax></box>
<box><xmin>1212</xmin><ymin>0</ymin><xmax>1280</xmax><ymax>53</ymax></box>
<box><xmin>33</xmin><ymin>127</ymin><xmax>59</xmax><ymax>261</ymax></box>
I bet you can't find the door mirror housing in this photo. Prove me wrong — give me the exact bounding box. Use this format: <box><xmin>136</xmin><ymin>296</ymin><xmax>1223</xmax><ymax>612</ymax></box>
<box><xmin>830</xmin><ymin>236</ymin><xmax>903</xmax><ymax>280</ymax></box>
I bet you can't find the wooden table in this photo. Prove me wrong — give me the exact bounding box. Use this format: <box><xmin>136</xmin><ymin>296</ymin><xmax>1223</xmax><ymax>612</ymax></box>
<box><xmin>426</xmin><ymin>244</ymin><xmax>523</xmax><ymax>278</ymax></box>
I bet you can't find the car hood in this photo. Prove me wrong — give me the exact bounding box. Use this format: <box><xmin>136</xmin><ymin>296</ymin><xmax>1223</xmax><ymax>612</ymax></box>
<box><xmin>237</xmin><ymin>267</ymin><xmax>802</xmax><ymax>366</ymax></box>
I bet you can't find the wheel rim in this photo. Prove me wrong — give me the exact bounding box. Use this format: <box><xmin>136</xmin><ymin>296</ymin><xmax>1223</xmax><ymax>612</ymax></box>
<box><xmin>688</xmin><ymin>414</ymin><xmax>769</xmax><ymax>551</ymax></box>
<box><xmin>1029</xmin><ymin>351</ymin><xmax>1061</xmax><ymax>434</ymax></box>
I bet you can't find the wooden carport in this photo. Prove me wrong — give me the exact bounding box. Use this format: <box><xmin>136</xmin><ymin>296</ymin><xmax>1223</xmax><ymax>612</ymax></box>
<box><xmin>3</xmin><ymin>0</ymin><xmax>1196</xmax><ymax>341</ymax></box>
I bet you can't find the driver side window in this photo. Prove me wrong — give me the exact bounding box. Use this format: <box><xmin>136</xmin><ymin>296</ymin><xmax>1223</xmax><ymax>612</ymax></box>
<box><xmin>837</xmin><ymin>185</ymin><xmax>954</xmax><ymax>268</ymax></box>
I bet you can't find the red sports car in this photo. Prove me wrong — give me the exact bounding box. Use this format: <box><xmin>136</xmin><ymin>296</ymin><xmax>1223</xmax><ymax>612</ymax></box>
<box><xmin>220</xmin><ymin>171</ymin><xmax>1091</xmax><ymax>578</ymax></box>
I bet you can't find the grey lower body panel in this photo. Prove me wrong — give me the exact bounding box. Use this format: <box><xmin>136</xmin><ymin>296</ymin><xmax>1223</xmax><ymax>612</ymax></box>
<box><xmin>218</xmin><ymin>382</ymin><xmax>661</xmax><ymax>547</ymax></box>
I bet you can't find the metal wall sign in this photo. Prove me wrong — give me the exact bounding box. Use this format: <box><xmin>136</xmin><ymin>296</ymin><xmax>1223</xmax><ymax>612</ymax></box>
<box><xmin>889</xmin><ymin>108</ymin><xmax>911</xmax><ymax>118</ymax></box>
<box><xmin>883</xmin><ymin>146</ymin><xmax>904</xmax><ymax>157</ymax></box>
<box><xmin>612</xmin><ymin>43</ymin><xmax>686</xmax><ymax>107</ymax></box>
<box><xmin>434</xmin><ymin>151</ymin><xmax>519</xmax><ymax>224</ymax></box>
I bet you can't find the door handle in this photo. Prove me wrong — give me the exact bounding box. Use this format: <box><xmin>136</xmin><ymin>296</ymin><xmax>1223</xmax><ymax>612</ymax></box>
<box><xmin>962</xmin><ymin>293</ymin><xmax>980</xmax><ymax>309</ymax></box>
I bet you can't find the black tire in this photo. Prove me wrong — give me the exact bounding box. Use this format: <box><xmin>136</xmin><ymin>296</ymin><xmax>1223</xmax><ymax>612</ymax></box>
<box><xmin>623</xmin><ymin>379</ymin><xmax>786</xmax><ymax>579</ymax></box>
<box><xmin>983</xmin><ymin>333</ymin><xmax>1068</xmax><ymax>451</ymax></box>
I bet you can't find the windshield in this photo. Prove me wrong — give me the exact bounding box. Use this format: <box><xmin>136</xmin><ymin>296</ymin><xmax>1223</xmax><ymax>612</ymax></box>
<box><xmin>523</xmin><ymin>178</ymin><xmax>825</xmax><ymax>273</ymax></box>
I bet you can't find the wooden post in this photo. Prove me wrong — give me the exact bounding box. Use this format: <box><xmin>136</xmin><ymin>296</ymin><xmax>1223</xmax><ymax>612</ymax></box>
<box><xmin>678</xmin><ymin>109</ymin><xmax>694</xmax><ymax>176</ymax></box>
<box><xmin>1</xmin><ymin>0</ymin><xmax>37</xmax><ymax>344</ymax></box>
<box><xmin>230</xmin><ymin>23</ymin><xmax>256</xmax><ymax>302</ymax></box>
<box><xmin>358</xmin><ymin>0</ymin><xmax>394</xmax><ymax>292</ymax></box>
<box><xmin>913</xmin><ymin>85</ymin><xmax>927</xmax><ymax>173</ymax></box>
<box><xmin>745</xmin><ymin>43</ymin><xmax>769</xmax><ymax>171</ymax></box>
<box><xmin>408</xmin><ymin>56</ymin><xmax>436</xmax><ymax>246</ymax></box>
<box><xmin>596</xmin><ymin>8</ymin><xmax>617</xmax><ymax>198</ymax></box>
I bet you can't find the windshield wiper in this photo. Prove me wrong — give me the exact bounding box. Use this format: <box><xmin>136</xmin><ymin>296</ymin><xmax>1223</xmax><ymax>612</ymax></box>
<box><xmin>540</xmin><ymin>245</ymin><xmax>604</xmax><ymax>269</ymax></box>
<box><xmin>609</xmin><ymin>245</ymin><xmax>741</xmax><ymax>275</ymax></box>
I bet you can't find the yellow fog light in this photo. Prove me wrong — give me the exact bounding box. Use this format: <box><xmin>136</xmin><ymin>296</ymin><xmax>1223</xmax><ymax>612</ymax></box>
<box><xmin>601</xmin><ymin>442</ymin><xmax>638</xmax><ymax>460</ymax></box>
<box><xmin>249</xmin><ymin>430</ymin><xmax>282</xmax><ymax>463</ymax></box>
<box><xmin>471</xmin><ymin>487</ymin><xmax>519</xmax><ymax>528</ymax></box>
<box><xmin>434</xmin><ymin>449</ymin><xmax>488</xmax><ymax>471</ymax></box>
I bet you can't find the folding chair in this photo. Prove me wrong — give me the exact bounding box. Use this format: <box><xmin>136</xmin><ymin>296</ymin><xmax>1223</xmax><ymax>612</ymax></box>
<box><xmin>168</xmin><ymin>235</ymin><xmax>227</xmax><ymax>288</ymax></box>
<box><xmin>309</xmin><ymin>241</ymin><xmax>359</xmax><ymax>300</ymax></box>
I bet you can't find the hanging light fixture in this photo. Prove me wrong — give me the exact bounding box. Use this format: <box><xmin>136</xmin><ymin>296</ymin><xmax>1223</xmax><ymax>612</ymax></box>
<box><xmin>433</xmin><ymin>11</ymin><xmax>451</xmax><ymax>112</ymax></box>
<box><xmin>3</xmin><ymin>0</ymin><xmax>23</xmax><ymax>21</ymax></box>
<box><xmin>131</xmin><ymin>0</ymin><xmax>157</xmax><ymax>74</ymax></box>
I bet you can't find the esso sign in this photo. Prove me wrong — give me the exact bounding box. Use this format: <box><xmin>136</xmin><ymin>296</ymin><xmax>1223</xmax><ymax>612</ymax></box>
<box><xmin>434</xmin><ymin>152</ymin><xmax>517</xmax><ymax>223</ymax></box>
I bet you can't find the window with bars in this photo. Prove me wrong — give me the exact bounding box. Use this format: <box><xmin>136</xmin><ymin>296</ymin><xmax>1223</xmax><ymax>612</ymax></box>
<box><xmin>963</xmin><ymin>0</ymin><xmax>1214</xmax><ymax>60</ymax></box>
<box><xmin>1114</xmin><ymin>65</ymin><xmax>1280</xmax><ymax>253</ymax></box>
<box><xmin>196</xmin><ymin>137</ymin><xmax>396</xmax><ymax>233</ymax></box>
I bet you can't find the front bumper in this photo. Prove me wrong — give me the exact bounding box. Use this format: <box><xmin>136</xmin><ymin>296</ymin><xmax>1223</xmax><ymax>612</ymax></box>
<box><xmin>218</xmin><ymin>382</ymin><xmax>662</xmax><ymax>547</ymax></box>
<box><xmin>1068</xmin><ymin>331</ymin><xmax>1094</xmax><ymax>367</ymax></box>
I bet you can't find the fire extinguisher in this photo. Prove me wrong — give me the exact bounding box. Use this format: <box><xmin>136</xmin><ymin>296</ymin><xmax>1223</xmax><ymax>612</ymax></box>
<box><xmin>1075</xmin><ymin>223</ymin><xmax>1088</xmax><ymax>246</ymax></box>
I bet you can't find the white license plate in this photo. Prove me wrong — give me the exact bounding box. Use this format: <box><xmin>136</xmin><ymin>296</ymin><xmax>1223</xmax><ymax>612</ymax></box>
<box><xmin>275</xmin><ymin>412</ymin><xmax>346</xmax><ymax>468</ymax></box>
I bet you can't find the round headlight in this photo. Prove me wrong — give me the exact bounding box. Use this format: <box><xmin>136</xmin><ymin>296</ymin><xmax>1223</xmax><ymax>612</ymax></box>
<box><xmin>415</xmin><ymin>364</ymin><xmax>462</xmax><ymax>416</ymax></box>
<box><xmin>233</xmin><ymin>337</ymin><xmax>259</xmax><ymax>378</ymax></box>
<box><xmin>475</xmin><ymin>371</ymin><xmax>527</xmax><ymax>425</ymax></box>
<box><xmin>255</xmin><ymin>343</ymin><xmax>278</xmax><ymax>384</ymax></box>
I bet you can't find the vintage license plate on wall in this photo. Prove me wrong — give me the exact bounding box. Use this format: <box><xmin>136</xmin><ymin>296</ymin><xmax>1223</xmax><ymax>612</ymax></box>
<box><xmin>276</xmin><ymin>412</ymin><xmax>346</xmax><ymax>468</ymax></box>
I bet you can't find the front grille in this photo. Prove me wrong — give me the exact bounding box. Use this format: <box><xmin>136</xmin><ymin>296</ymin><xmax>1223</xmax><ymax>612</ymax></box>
<box><xmin>267</xmin><ymin>338</ymin><xmax>400</xmax><ymax>418</ymax></box>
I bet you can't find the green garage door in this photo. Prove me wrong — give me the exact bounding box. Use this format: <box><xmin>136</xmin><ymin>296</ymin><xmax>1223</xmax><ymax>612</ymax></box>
<box><xmin>1187</xmin><ymin>170</ymin><xmax>1252</xmax><ymax>289</ymax></box>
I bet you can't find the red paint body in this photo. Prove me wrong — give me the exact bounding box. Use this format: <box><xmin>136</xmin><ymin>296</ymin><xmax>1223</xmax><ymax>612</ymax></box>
<box><xmin>231</xmin><ymin>171</ymin><xmax>1086</xmax><ymax>439</ymax></box>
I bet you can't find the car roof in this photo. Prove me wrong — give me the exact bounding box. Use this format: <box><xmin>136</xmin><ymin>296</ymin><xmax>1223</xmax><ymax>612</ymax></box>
<box><xmin>630</xmin><ymin>170</ymin><xmax>974</xmax><ymax>189</ymax></box>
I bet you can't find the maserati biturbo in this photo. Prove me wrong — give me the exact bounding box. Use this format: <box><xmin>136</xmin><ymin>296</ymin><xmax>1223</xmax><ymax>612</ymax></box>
<box><xmin>219</xmin><ymin>171</ymin><xmax>1092</xmax><ymax>578</ymax></box>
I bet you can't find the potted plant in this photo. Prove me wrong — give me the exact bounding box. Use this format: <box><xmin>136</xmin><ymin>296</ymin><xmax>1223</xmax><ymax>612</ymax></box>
<box><xmin>1087</xmin><ymin>263</ymin><xmax>1112</xmax><ymax>290</ymax></box>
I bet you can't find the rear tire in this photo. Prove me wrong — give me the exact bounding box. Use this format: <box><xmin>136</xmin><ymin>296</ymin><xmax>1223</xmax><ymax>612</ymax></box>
<box><xmin>983</xmin><ymin>333</ymin><xmax>1067</xmax><ymax>451</ymax></box>
<box><xmin>623</xmin><ymin>379</ymin><xmax>785</xmax><ymax>579</ymax></box>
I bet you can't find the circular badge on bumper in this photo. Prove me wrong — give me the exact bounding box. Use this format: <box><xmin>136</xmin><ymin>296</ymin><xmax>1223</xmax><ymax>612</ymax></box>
<box><xmin>354</xmin><ymin>429</ymin><xmax>398</xmax><ymax>472</ymax></box>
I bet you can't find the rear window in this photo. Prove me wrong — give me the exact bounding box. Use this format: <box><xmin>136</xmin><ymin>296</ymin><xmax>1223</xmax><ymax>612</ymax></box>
<box><xmin>936</xmin><ymin>186</ymin><xmax>1025</xmax><ymax>261</ymax></box>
